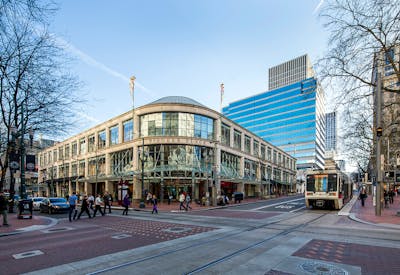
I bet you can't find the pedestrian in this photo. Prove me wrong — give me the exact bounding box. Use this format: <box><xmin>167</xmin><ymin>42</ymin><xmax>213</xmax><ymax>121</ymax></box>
<box><xmin>179</xmin><ymin>192</ymin><xmax>187</xmax><ymax>211</ymax></box>
<box><xmin>389</xmin><ymin>188</ymin><xmax>395</xmax><ymax>204</ymax></box>
<box><xmin>0</xmin><ymin>191</ymin><xmax>10</xmax><ymax>226</ymax></box>
<box><xmin>103</xmin><ymin>191</ymin><xmax>112</xmax><ymax>214</ymax></box>
<box><xmin>359</xmin><ymin>186</ymin><xmax>367</xmax><ymax>207</ymax></box>
<box><xmin>88</xmin><ymin>194</ymin><xmax>94</xmax><ymax>210</ymax></box>
<box><xmin>68</xmin><ymin>191</ymin><xmax>78</xmax><ymax>222</ymax></box>
<box><xmin>146</xmin><ymin>192</ymin><xmax>152</xmax><ymax>205</ymax></box>
<box><xmin>122</xmin><ymin>193</ymin><xmax>130</xmax><ymax>215</ymax></box>
<box><xmin>93</xmin><ymin>194</ymin><xmax>105</xmax><ymax>217</ymax></box>
<box><xmin>77</xmin><ymin>195</ymin><xmax>92</xmax><ymax>219</ymax></box>
<box><xmin>167</xmin><ymin>192</ymin><xmax>172</xmax><ymax>205</ymax></box>
<box><xmin>185</xmin><ymin>193</ymin><xmax>192</xmax><ymax>210</ymax></box>
<box><xmin>151</xmin><ymin>194</ymin><xmax>158</xmax><ymax>214</ymax></box>
<box><xmin>384</xmin><ymin>189</ymin><xmax>389</xmax><ymax>208</ymax></box>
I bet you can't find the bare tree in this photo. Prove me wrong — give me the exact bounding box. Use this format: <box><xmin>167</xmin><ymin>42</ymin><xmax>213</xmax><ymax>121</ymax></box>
<box><xmin>0</xmin><ymin>0</ymin><xmax>83</xmax><ymax>191</ymax></box>
<box><xmin>317</xmin><ymin>0</ymin><xmax>400</xmax><ymax>171</ymax></box>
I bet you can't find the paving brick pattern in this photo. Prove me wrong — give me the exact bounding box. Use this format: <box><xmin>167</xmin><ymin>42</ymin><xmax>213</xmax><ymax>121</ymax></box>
<box><xmin>293</xmin><ymin>239</ymin><xmax>400</xmax><ymax>275</ymax></box>
<box><xmin>84</xmin><ymin>216</ymin><xmax>216</xmax><ymax>241</ymax></box>
<box><xmin>182</xmin><ymin>209</ymin><xmax>281</xmax><ymax>219</ymax></box>
<box><xmin>352</xmin><ymin>194</ymin><xmax>400</xmax><ymax>225</ymax></box>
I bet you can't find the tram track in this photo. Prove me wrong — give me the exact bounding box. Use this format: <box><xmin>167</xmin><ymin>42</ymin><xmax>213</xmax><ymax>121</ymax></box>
<box><xmin>85</xmin><ymin>212</ymin><xmax>328</xmax><ymax>275</ymax></box>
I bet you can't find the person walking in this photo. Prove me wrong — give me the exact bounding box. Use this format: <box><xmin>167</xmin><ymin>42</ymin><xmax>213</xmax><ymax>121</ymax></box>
<box><xmin>88</xmin><ymin>194</ymin><xmax>94</xmax><ymax>210</ymax></box>
<box><xmin>151</xmin><ymin>194</ymin><xmax>158</xmax><ymax>214</ymax></box>
<box><xmin>179</xmin><ymin>192</ymin><xmax>187</xmax><ymax>211</ymax></box>
<box><xmin>77</xmin><ymin>195</ymin><xmax>92</xmax><ymax>219</ymax></box>
<box><xmin>93</xmin><ymin>194</ymin><xmax>105</xmax><ymax>217</ymax></box>
<box><xmin>122</xmin><ymin>193</ymin><xmax>130</xmax><ymax>215</ymax></box>
<box><xmin>0</xmin><ymin>191</ymin><xmax>10</xmax><ymax>226</ymax></box>
<box><xmin>185</xmin><ymin>193</ymin><xmax>192</xmax><ymax>210</ymax></box>
<box><xmin>359</xmin><ymin>186</ymin><xmax>367</xmax><ymax>207</ymax></box>
<box><xmin>146</xmin><ymin>192</ymin><xmax>152</xmax><ymax>205</ymax></box>
<box><xmin>103</xmin><ymin>192</ymin><xmax>112</xmax><ymax>214</ymax></box>
<box><xmin>167</xmin><ymin>192</ymin><xmax>172</xmax><ymax>205</ymax></box>
<box><xmin>68</xmin><ymin>191</ymin><xmax>78</xmax><ymax>222</ymax></box>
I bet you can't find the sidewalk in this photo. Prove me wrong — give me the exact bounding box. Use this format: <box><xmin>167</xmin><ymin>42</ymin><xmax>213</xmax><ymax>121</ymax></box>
<box><xmin>0</xmin><ymin>212</ymin><xmax>56</xmax><ymax>237</ymax></box>
<box><xmin>349</xmin><ymin>191</ymin><xmax>400</xmax><ymax>228</ymax></box>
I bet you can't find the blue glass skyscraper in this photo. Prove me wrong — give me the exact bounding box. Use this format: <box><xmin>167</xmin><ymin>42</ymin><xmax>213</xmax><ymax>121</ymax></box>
<box><xmin>223</xmin><ymin>55</ymin><xmax>325</xmax><ymax>169</ymax></box>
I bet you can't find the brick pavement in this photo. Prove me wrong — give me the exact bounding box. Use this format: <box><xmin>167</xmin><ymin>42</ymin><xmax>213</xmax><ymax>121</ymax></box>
<box><xmin>0</xmin><ymin>212</ymin><xmax>53</xmax><ymax>236</ymax></box>
<box><xmin>293</xmin><ymin>239</ymin><xmax>400</xmax><ymax>275</ymax></box>
<box><xmin>351</xmin><ymin>191</ymin><xmax>400</xmax><ymax>225</ymax></box>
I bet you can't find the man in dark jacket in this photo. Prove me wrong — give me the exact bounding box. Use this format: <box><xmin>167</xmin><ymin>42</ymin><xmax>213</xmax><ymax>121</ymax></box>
<box><xmin>77</xmin><ymin>195</ymin><xmax>92</xmax><ymax>219</ymax></box>
<box><xmin>0</xmin><ymin>191</ymin><xmax>10</xmax><ymax>226</ymax></box>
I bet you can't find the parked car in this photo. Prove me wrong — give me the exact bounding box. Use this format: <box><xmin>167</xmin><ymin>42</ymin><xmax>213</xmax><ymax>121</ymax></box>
<box><xmin>39</xmin><ymin>197</ymin><xmax>69</xmax><ymax>214</ymax></box>
<box><xmin>31</xmin><ymin>197</ymin><xmax>45</xmax><ymax>211</ymax></box>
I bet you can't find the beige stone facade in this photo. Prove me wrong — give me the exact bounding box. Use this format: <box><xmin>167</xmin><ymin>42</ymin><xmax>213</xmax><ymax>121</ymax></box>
<box><xmin>37</xmin><ymin>97</ymin><xmax>296</xmax><ymax>204</ymax></box>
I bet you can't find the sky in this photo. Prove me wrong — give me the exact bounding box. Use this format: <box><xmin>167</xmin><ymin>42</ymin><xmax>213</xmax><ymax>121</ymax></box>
<box><xmin>50</xmin><ymin>0</ymin><xmax>329</xmax><ymax>136</ymax></box>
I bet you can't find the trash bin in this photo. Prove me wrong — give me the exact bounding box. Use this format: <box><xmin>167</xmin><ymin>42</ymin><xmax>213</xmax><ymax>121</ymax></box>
<box><xmin>233</xmin><ymin>192</ymin><xmax>244</xmax><ymax>203</ymax></box>
<box><xmin>18</xmin><ymin>199</ymin><xmax>33</xmax><ymax>219</ymax></box>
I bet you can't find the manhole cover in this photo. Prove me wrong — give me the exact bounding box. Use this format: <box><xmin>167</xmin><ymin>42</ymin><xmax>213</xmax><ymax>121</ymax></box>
<box><xmin>299</xmin><ymin>261</ymin><xmax>348</xmax><ymax>275</ymax></box>
<box><xmin>162</xmin><ymin>227</ymin><xmax>192</xmax><ymax>233</ymax></box>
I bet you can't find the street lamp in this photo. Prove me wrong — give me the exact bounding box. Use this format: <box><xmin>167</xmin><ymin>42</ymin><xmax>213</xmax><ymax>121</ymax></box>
<box><xmin>138</xmin><ymin>137</ymin><xmax>148</xmax><ymax>208</ymax></box>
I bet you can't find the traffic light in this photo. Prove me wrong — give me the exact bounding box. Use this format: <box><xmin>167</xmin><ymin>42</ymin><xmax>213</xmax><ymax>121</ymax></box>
<box><xmin>376</xmin><ymin>127</ymin><xmax>383</xmax><ymax>137</ymax></box>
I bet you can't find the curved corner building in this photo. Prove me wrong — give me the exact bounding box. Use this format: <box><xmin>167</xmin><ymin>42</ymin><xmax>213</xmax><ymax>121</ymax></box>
<box><xmin>37</xmin><ymin>96</ymin><xmax>296</xmax><ymax>203</ymax></box>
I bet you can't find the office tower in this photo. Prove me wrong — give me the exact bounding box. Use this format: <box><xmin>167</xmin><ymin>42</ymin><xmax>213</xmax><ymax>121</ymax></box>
<box><xmin>325</xmin><ymin>111</ymin><xmax>337</xmax><ymax>153</ymax></box>
<box><xmin>223</xmin><ymin>55</ymin><xmax>325</xmax><ymax>169</ymax></box>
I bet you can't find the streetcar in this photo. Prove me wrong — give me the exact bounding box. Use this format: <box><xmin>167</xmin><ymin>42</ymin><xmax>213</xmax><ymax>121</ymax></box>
<box><xmin>305</xmin><ymin>160</ymin><xmax>351</xmax><ymax>210</ymax></box>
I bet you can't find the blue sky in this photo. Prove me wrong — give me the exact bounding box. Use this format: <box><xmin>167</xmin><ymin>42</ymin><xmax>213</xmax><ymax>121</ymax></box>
<box><xmin>51</xmin><ymin>0</ymin><xmax>327</xmax><ymax>136</ymax></box>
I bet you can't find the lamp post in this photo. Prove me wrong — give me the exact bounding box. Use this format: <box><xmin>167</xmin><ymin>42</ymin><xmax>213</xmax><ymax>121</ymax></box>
<box><xmin>138</xmin><ymin>137</ymin><xmax>148</xmax><ymax>208</ymax></box>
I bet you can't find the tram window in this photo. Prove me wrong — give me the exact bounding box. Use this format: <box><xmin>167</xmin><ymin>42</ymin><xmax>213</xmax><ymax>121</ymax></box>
<box><xmin>306</xmin><ymin>175</ymin><xmax>315</xmax><ymax>192</ymax></box>
<box><xmin>328</xmin><ymin>174</ymin><xmax>338</xmax><ymax>191</ymax></box>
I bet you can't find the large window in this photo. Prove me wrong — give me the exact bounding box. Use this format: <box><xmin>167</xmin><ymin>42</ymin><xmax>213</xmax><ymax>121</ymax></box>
<box><xmin>109</xmin><ymin>125</ymin><xmax>119</xmax><ymax>145</ymax></box>
<box><xmin>234</xmin><ymin>130</ymin><xmax>242</xmax><ymax>150</ymax></box>
<box><xmin>88</xmin><ymin>135</ymin><xmax>95</xmax><ymax>153</ymax></box>
<box><xmin>98</xmin><ymin>130</ymin><xmax>106</xmax><ymax>149</ymax></box>
<box><xmin>260</xmin><ymin>144</ymin><xmax>266</xmax><ymax>160</ymax></box>
<box><xmin>221</xmin><ymin>123</ymin><xmax>230</xmax><ymax>146</ymax></box>
<box><xmin>253</xmin><ymin>140</ymin><xmax>259</xmax><ymax>157</ymax></box>
<box><xmin>123</xmin><ymin>120</ymin><xmax>133</xmax><ymax>142</ymax></box>
<box><xmin>72</xmin><ymin>142</ymin><xmax>77</xmax><ymax>157</ymax></box>
<box><xmin>244</xmin><ymin>135</ymin><xmax>251</xmax><ymax>154</ymax></box>
<box><xmin>140</xmin><ymin>112</ymin><xmax>214</xmax><ymax>140</ymax></box>
<box><xmin>79</xmin><ymin>138</ymin><xmax>86</xmax><ymax>155</ymax></box>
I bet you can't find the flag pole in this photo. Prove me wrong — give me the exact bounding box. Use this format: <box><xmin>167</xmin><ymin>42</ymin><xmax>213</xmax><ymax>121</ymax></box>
<box><xmin>220</xmin><ymin>82</ymin><xmax>224</xmax><ymax>114</ymax></box>
<box><xmin>129</xmin><ymin>76</ymin><xmax>135</xmax><ymax>203</ymax></box>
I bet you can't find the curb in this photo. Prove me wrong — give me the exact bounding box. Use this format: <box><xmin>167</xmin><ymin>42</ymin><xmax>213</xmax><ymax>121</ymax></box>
<box><xmin>0</xmin><ymin>216</ymin><xmax>58</xmax><ymax>238</ymax></box>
